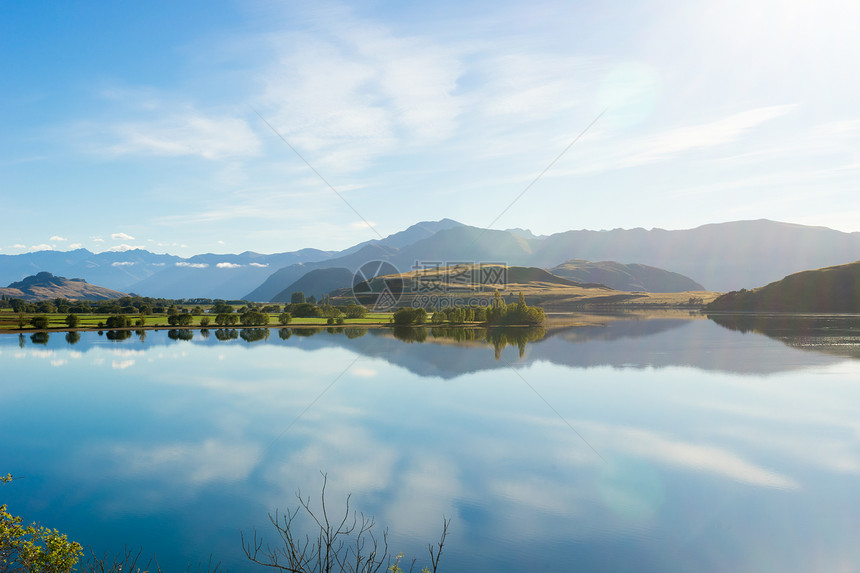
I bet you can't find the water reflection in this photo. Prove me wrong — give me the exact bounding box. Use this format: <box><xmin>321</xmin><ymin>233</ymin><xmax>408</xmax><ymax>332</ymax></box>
<box><xmin>4</xmin><ymin>316</ymin><xmax>860</xmax><ymax>572</ymax></box>
<box><xmin>106</xmin><ymin>330</ymin><xmax>132</xmax><ymax>341</ymax></box>
<box><xmin>168</xmin><ymin>329</ymin><xmax>194</xmax><ymax>341</ymax></box>
<box><xmin>30</xmin><ymin>332</ymin><xmax>49</xmax><ymax>345</ymax></box>
<box><xmin>10</xmin><ymin>311</ymin><xmax>860</xmax><ymax>378</ymax></box>
<box><xmin>240</xmin><ymin>328</ymin><xmax>269</xmax><ymax>343</ymax></box>
<box><xmin>708</xmin><ymin>313</ymin><xmax>860</xmax><ymax>359</ymax></box>
<box><xmin>214</xmin><ymin>328</ymin><xmax>238</xmax><ymax>341</ymax></box>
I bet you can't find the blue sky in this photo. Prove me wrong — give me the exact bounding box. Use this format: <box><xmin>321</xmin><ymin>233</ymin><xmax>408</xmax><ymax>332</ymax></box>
<box><xmin>2</xmin><ymin>0</ymin><xmax>858</xmax><ymax>256</ymax></box>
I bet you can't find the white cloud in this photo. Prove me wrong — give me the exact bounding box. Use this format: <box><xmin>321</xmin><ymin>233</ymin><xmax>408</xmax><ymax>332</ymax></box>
<box><xmin>111</xmin><ymin>232</ymin><xmax>135</xmax><ymax>241</ymax></box>
<box><xmin>216</xmin><ymin>262</ymin><xmax>243</xmax><ymax>269</ymax></box>
<box><xmin>91</xmin><ymin>236</ymin><xmax>105</xmax><ymax>243</ymax></box>
<box><xmin>12</xmin><ymin>244</ymin><xmax>26</xmax><ymax>249</ymax></box>
<box><xmin>49</xmin><ymin>235</ymin><xmax>68</xmax><ymax>241</ymax></box>
<box><xmin>69</xmin><ymin>243</ymin><xmax>82</xmax><ymax>249</ymax></box>
<box><xmin>175</xmin><ymin>262</ymin><xmax>209</xmax><ymax>268</ymax></box>
<box><xmin>249</xmin><ymin>262</ymin><xmax>269</xmax><ymax>268</ymax></box>
<box><xmin>217</xmin><ymin>240</ymin><xmax>226</xmax><ymax>245</ymax></box>
<box><xmin>29</xmin><ymin>244</ymin><xmax>53</xmax><ymax>251</ymax></box>
<box><xmin>152</xmin><ymin>262</ymin><xmax>166</xmax><ymax>267</ymax></box>
<box><xmin>108</xmin><ymin>244</ymin><xmax>145</xmax><ymax>252</ymax></box>
<box><xmin>111</xmin><ymin>359</ymin><xmax>135</xmax><ymax>370</ymax></box>
<box><xmin>111</xmin><ymin>261</ymin><xmax>136</xmax><ymax>267</ymax></box>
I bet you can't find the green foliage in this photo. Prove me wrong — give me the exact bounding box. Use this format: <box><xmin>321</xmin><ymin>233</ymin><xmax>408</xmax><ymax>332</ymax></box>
<box><xmin>343</xmin><ymin>304</ymin><xmax>368</xmax><ymax>319</ymax></box>
<box><xmin>278</xmin><ymin>312</ymin><xmax>292</xmax><ymax>325</ymax></box>
<box><xmin>166</xmin><ymin>313</ymin><xmax>193</xmax><ymax>326</ymax></box>
<box><xmin>214</xmin><ymin>313</ymin><xmax>239</xmax><ymax>326</ymax></box>
<box><xmin>484</xmin><ymin>291</ymin><xmax>545</xmax><ymax>325</ymax></box>
<box><xmin>240</xmin><ymin>310</ymin><xmax>270</xmax><ymax>326</ymax></box>
<box><xmin>199</xmin><ymin>316</ymin><xmax>211</xmax><ymax>327</ymax></box>
<box><xmin>319</xmin><ymin>305</ymin><xmax>344</xmax><ymax>319</ymax></box>
<box><xmin>29</xmin><ymin>316</ymin><xmax>49</xmax><ymax>329</ymax></box>
<box><xmin>290</xmin><ymin>291</ymin><xmax>306</xmax><ymax>304</ymax></box>
<box><xmin>392</xmin><ymin>307</ymin><xmax>427</xmax><ymax>325</ymax></box>
<box><xmin>210</xmin><ymin>301</ymin><xmax>234</xmax><ymax>315</ymax></box>
<box><xmin>1</xmin><ymin>474</ymin><xmax>83</xmax><ymax>573</ymax></box>
<box><xmin>105</xmin><ymin>315</ymin><xmax>130</xmax><ymax>328</ymax></box>
<box><xmin>285</xmin><ymin>303</ymin><xmax>322</xmax><ymax>318</ymax></box>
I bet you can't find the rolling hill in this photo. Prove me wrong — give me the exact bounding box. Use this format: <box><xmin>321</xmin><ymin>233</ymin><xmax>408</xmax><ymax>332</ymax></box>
<box><xmin>0</xmin><ymin>272</ymin><xmax>128</xmax><ymax>301</ymax></box>
<box><xmin>549</xmin><ymin>260</ymin><xmax>704</xmax><ymax>292</ymax></box>
<box><xmin>705</xmin><ymin>260</ymin><xmax>860</xmax><ymax>312</ymax></box>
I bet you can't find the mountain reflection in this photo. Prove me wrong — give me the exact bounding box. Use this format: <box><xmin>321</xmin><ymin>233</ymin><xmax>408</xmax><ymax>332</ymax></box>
<box><xmin>708</xmin><ymin>313</ymin><xmax>860</xmax><ymax>359</ymax></box>
<box><xmin>9</xmin><ymin>311</ymin><xmax>860</xmax><ymax>377</ymax></box>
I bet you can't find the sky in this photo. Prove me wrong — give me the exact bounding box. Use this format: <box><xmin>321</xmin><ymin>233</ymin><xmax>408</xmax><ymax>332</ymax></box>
<box><xmin>2</xmin><ymin>0</ymin><xmax>859</xmax><ymax>256</ymax></box>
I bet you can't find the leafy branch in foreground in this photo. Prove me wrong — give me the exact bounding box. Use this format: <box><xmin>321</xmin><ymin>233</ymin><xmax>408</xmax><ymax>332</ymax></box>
<box><xmin>241</xmin><ymin>474</ymin><xmax>448</xmax><ymax>573</ymax></box>
<box><xmin>1</xmin><ymin>474</ymin><xmax>83</xmax><ymax>573</ymax></box>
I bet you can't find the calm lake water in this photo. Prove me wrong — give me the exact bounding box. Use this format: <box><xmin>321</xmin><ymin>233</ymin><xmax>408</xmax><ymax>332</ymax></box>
<box><xmin>3</xmin><ymin>312</ymin><xmax>860</xmax><ymax>572</ymax></box>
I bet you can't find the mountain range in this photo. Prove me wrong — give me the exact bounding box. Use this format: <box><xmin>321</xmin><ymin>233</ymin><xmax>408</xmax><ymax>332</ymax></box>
<box><xmin>2</xmin><ymin>219</ymin><xmax>859</xmax><ymax>301</ymax></box>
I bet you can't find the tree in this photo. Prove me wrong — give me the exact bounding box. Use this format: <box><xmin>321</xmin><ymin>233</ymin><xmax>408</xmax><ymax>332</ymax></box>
<box><xmin>199</xmin><ymin>317</ymin><xmax>211</xmax><ymax>327</ymax></box>
<box><xmin>30</xmin><ymin>316</ymin><xmax>49</xmax><ymax>330</ymax></box>
<box><xmin>343</xmin><ymin>304</ymin><xmax>368</xmax><ymax>319</ymax></box>
<box><xmin>64</xmin><ymin>314</ymin><xmax>79</xmax><ymax>328</ymax></box>
<box><xmin>167</xmin><ymin>314</ymin><xmax>193</xmax><ymax>326</ymax></box>
<box><xmin>106</xmin><ymin>315</ymin><xmax>130</xmax><ymax>329</ymax></box>
<box><xmin>291</xmin><ymin>291</ymin><xmax>306</xmax><ymax>304</ymax></box>
<box><xmin>1</xmin><ymin>474</ymin><xmax>83</xmax><ymax>573</ymax></box>
<box><xmin>240</xmin><ymin>310</ymin><xmax>270</xmax><ymax>326</ymax></box>
<box><xmin>278</xmin><ymin>312</ymin><xmax>292</xmax><ymax>325</ymax></box>
<box><xmin>392</xmin><ymin>308</ymin><xmax>427</xmax><ymax>325</ymax></box>
<box><xmin>242</xmin><ymin>474</ymin><xmax>447</xmax><ymax>573</ymax></box>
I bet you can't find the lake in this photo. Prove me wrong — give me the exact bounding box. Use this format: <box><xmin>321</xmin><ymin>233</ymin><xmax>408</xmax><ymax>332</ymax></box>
<box><xmin>3</xmin><ymin>312</ymin><xmax>860</xmax><ymax>572</ymax></box>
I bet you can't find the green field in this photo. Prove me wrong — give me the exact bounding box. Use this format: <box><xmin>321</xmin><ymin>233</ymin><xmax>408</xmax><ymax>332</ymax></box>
<box><xmin>0</xmin><ymin>309</ymin><xmax>396</xmax><ymax>332</ymax></box>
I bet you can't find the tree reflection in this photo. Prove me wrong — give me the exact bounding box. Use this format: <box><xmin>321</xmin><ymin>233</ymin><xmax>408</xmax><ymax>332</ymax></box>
<box><xmin>30</xmin><ymin>332</ymin><xmax>49</xmax><ymax>345</ymax></box>
<box><xmin>168</xmin><ymin>329</ymin><xmax>194</xmax><ymax>341</ymax></box>
<box><xmin>427</xmin><ymin>326</ymin><xmax>546</xmax><ymax>359</ymax></box>
<box><xmin>65</xmin><ymin>331</ymin><xmax>81</xmax><ymax>345</ymax></box>
<box><xmin>240</xmin><ymin>328</ymin><xmax>270</xmax><ymax>343</ymax></box>
<box><xmin>214</xmin><ymin>328</ymin><xmax>238</xmax><ymax>341</ymax></box>
<box><xmin>392</xmin><ymin>326</ymin><xmax>427</xmax><ymax>343</ymax></box>
<box><xmin>106</xmin><ymin>330</ymin><xmax>132</xmax><ymax>341</ymax></box>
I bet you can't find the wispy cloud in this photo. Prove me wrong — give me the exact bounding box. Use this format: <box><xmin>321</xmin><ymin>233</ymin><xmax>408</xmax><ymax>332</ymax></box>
<box><xmin>176</xmin><ymin>262</ymin><xmax>209</xmax><ymax>269</ymax></box>
<box><xmin>111</xmin><ymin>261</ymin><xmax>136</xmax><ymax>267</ymax></box>
<box><xmin>49</xmin><ymin>235</ymin><xmax>68</xmax><ymax>241</ymax></box>
<box><xmin>105</xmin><ymin>110</ymin><xmax>261</xmax><ymax>160</ymax></box>
<box><xmin>249</xmin><ymin>262</ymin><xmax>269</xmax><ymax>268</ymax></box>
<box><xmin>216</xmin><ymin>262</ymin><xmax>242</xmax><ymax>269</ymax></box>
<box><xmin>565</xmin><ymin>105</ymin><xmax>799</xmax><ymax>176</ymax></box>
<box><xmin>111</xmin><ymin>232</ymin><xmax>135</xmax><ymax>241</ymax></box>
<box><xmin>29</xmin><ymin>244</ymin><xmax>53</xmax><ymax>251</ymax></box>
<box><xmin>108</xmin><ymin>244</ymin><xmax>145</xmax><ymax>252</ymax></box>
